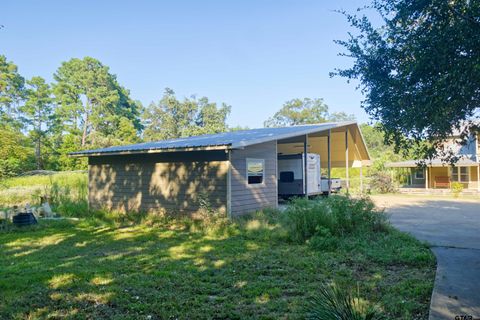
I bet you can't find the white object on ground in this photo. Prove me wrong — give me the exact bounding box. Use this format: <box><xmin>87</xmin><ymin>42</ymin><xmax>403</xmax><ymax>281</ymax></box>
<box><xmin>42</xmin><ymin>202</ymin><xmax>53</xmax><ymax>218</ymax></box>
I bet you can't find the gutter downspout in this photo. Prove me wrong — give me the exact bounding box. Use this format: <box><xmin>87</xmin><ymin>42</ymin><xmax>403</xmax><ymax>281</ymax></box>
<box><xmin>345</xmin><ymin>128</ymin><xmax>349</xmax><ymax>193</ymax></box>
<box><xmin>328</xmin><ymin>129</ymin><xmax>331</xmax><ymax>196</ymax></box>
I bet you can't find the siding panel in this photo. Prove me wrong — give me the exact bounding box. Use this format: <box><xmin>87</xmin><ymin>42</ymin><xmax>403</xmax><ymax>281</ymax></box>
<box><xmin>89</xmin><ymin>151</ymin><xmax>228</xmax><ymax>215</ymax></box>
<box><xmin>230</xmin><ymin>141</ymin><xmax>277</xmax><ymax>216</ymax></box>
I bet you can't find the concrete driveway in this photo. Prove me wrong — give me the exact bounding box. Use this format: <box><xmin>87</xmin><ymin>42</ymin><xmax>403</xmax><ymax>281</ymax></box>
<box><xmin>372</xmin><ymin>195</ymin><xmax>480</xmax><ymax>320</ymax></box>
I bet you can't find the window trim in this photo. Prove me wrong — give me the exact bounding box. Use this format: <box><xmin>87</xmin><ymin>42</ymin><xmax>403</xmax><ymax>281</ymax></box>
<box><xmin>460</xmin><ymin>166</ymin><xmax>470</xmax><ymax>182</ymax></box>
<box><xmin>450</xmin><ymin>166</ymin><xmax>470</xmax><ymax>182</ymax></box>
<box><xmin>414</xmin><ymin>168</ymin><xmax>425</xmax><ymax>180</ymax></box>
<box><xmin>246</xmin><ymin>158</ymin><xmax>265</xmax><ymax>187</ymax></box>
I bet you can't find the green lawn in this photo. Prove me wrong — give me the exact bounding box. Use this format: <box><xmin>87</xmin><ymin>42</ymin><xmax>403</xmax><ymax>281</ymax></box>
<box><xmin>0</xmin><ymin>215</ymin><xmax>435</xmax><ymax>319</ymax></box>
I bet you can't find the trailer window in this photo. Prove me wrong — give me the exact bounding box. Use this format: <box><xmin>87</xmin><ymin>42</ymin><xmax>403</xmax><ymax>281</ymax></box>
<box><xmin>247</xmin><ymin>158</ymin><xmax>264</xmax><ymax>185</ymax></box>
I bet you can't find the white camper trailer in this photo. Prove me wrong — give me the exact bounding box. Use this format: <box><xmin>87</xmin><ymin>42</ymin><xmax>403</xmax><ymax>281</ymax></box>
<box><xmin>277</xmin><ymin>153</ymin><xmax>341</xmax><ymax>198</ymax></box>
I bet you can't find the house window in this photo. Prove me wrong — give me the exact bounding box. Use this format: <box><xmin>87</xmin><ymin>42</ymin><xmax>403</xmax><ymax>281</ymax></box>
<box><xmin>450</xmin><ymin>167</ymin><xmax>459</xmax><ymax>181</ymax></box>
<box><xmin>414</xmin><ymin>168</ymin><xmax>425</xmax><ymax>179</ymax></box>
<box><xmin>460</xmin><ymin>167</ymin><xmax>469</xmax><ymax>182</ymax></box>
<box><xmin>246</xmin><ymin>158</ymin><xmax>264</xmax><ymax>185</ymax></box>
<box><xmin>450</xmin><ymin>167</ymin><xmax>470</xmax><ymax>182</ymax></box>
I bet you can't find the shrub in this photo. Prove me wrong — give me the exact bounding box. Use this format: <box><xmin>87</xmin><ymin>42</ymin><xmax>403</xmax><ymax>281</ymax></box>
<box><xmin>281</xmin><ymin>195</ymin><xmax>388</xmax><ymax>243</ymax></box>
<box><xmin>281</xmin><ymin>197</ymin><xmax>335</xmax><ymax>243</ymax></box>
<box><xmin>309</xmin><ymin>227</ymin><xmax>338</xmax><ymax>251</ymax></box>
<box><xmin>451</xmin><ymin>181</ymin><xmax>463</xmax><ymax>198</ymax></box>
<box><xmin>307</xmin><ymin>284</ymin><xmax>383</xmax><ymax>320</ymax></box>
<box><xmin>324</xmin><ymin>195</ymin><xmax>388</xmax><ymax>234</ymax></box>
<box><xmin>369</xmin><ymin>172</ymin><xmax>396</xmax><ymax>194</ymax></box>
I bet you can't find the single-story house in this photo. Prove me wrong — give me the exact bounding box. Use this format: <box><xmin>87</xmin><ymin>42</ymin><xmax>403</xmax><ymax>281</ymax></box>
<box><xmin>387</xmin><ymin>158</ymin><xmax>480</xmax><ymax>191</ymax></box>
<box><xmin>386</xmin><ymin>130</ymin><xmax>480</xmax><ymax>191</ymax></box>
<box><xmin>71</xmin><ymin>121</ymin><xmax>371</xmax><ymax>217</ymax></box>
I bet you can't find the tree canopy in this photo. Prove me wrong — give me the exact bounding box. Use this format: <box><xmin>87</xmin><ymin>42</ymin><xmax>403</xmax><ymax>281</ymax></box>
<box><xmin>0</xmin><ymin>55</ymin><xmax>148</xmax><ymax>176</ymax></box>
<box><xmin>334</xmin><ymin>0</ymin><xmax>480</xmax><ymax>159</ymax></box>
<box><xmin>142</xmin><ymin>88</ymin><xmax>231</xmax><ymax>141</ymax></box>
<box><xmin>0</xmin><ymin>126</ymin><xmax>35</xmax><ymax>177</ymax></box>
<box><xmin>21</xmin><ymin>76</ymin><xmax>54</xmax><ymax>169</ymax></box>
<box><xmin>0</xmin><ymin>53</ymin><xmax>367</xmax><ymax>178</ymax></box>
<box><xmin>264</xmin><ymin>98</ymin><xmax>355</xmax><ymax>127</ymax></box>
<box><xmin>53</xmin><ymin>57</ymin><xmax>142</xmax><ymax>149</ymax></box>
<box><xmin>0</xmin><ymin>55</ymin><xmax>25</xmax><ymax>128</ymax></box>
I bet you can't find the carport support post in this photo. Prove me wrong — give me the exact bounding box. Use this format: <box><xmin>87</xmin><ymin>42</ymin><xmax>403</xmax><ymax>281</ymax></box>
<box><xmin>477</xmin><ymin>165</ymin><xmax>480</xmax><ymax>191</ymax></box>
<box><xmin>327</xmin><ymin>129</ymin><xmax>331</xmax><ymax>196</ymax></box>
<box><xmin>304</xmin><ymin>134</ymin><xmax>308</xmax><ymax>198</ymax></box>
<box><xmin>345</xmin><ymin>128</ymin><xmax>349</xmax><ymax>193</ymax></box>
<box><xmin>360</xmin><ymin>164</ymin><xmax>363</xmax><ymax>193</ymax></box>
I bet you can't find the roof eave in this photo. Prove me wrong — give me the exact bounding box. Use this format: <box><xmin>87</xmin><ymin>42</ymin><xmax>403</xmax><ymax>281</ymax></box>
<box><xmin>69</xmin><ymin>145</ymin><xmax>230</xmax><ymax>157</ymax></box>
<box><xmin>386</xmin><ymin>160</ymin><xmax>479</xmax><ymax>168</ymax></box>
<box><xmin>231</xmin><ymin>121</ymin><xmax>358</xmax><ymax>149</ymax></box>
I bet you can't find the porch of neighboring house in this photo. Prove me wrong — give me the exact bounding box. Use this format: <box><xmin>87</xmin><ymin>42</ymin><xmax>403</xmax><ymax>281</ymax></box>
<box><xmin>387</xmin><ymin>160</ymin><xmax>480</xmax><ymax>193</ymax></box>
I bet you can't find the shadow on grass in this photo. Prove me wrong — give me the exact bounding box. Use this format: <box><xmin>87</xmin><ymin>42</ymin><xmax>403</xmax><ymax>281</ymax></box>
<box><xmin>0</xmin><ymin>218</ymin><xmax>435</xmax><ymax>319</ymax></box>
<box><xmin>0</xmin><ymin>220</ymin><xmax>307</xmax><ymax>319</ymax></box>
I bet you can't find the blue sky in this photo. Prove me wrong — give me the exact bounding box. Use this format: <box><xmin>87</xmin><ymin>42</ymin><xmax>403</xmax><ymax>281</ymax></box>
<box><xmin>2</xmin><ymin>0</ymin><xmax>371</xmax><ymax>128</ymax></box>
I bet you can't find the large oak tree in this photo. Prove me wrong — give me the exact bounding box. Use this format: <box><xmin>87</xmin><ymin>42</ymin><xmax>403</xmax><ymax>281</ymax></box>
<box><xmin>334</xmin><ymin>0</ymin><xmax>480</xmax><ymax>160</ymax></box>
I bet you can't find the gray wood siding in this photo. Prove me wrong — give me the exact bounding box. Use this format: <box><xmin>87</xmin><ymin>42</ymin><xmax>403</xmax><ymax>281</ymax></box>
<box><xmin>230</xmin><ymin>141</ymin><xmax>277</xmax><ymax>216</ymax></box>
<box><xmin>88</xmin><ymin>151</ymin><xmax>228</xmax><ymax>215</ymax></box>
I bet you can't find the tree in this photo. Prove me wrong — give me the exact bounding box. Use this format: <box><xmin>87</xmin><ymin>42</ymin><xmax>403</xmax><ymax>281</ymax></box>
<box><xmin>0</xmin><ymin>126</ymin><xmax>35</xmax><ymax>178</ymax></box>
<box><xmin>328</xmin><ymin>112</ymin><xmax>356</xmax><ymax>122</ymax></box>
<box><xmin>264</xmin><ymin>98</ymin><xmax>355</xmax><ymax>127</ymax></box>
<box><xmin>360</xmin><ymin>123</ymin><xmax>405</xmax><ymax>162</ymax></box>
<box><xmin>0</xmin><ymin>55</ymin><xmax>25</xmax><ymax>127</ymax></box>
<box><xmin>264</xmin><ymin>98</ymin><xmax>328</xmax><ymax>127</ymax></box>
<box><xmin>229</xmin><ymin>125</ymin><xmax>250</xmax><ymax>132</ymax></box>
<box><xmin>188</xmin><ymin>97</ymin><xmax>231</xmax><ymax>136</ymax></box>
<box><xmin>143</xmin><ymin>88</ymin><xmax>231</xmax><ymax>141</ymax></box>
<box><xmin>53</xmin><ymin>57</ymin><xmax>142</xmax><ymax>149</ymax></box>
<box><xmin>56</xmin><ymin>133</ymin><xmax>86</xmax><ymax>171</ymax></box>
<box><xmin>360</xmin><ymin>123</ymin><xmax>390</xmax><ymax>160</ymax></box>
<box><xmin>21</xmin><ymin>76</ymin><xmax>54</xmax><ymax>169</ymax></box>
<box><xmin>334</xmin><ymin>0</ymin><xmax>480</xmax><ymax>160</ymax></box>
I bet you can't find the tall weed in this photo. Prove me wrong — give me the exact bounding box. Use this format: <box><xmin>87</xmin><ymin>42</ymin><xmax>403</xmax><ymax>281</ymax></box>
<box><xmin>281</xmin><ymin>195</ymin><xmax>388</xmax><ymax>244</ymax></box>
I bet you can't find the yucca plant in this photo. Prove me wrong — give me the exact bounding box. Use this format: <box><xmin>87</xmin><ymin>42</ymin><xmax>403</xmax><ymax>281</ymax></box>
<box><xmin>307</xmin><ymin>284</ymin><xmax>384</xmax><ymax>320</ymax></box>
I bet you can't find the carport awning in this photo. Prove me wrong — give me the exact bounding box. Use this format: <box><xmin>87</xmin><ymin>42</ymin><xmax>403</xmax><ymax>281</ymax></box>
<box><xmin>386</xmin><ymin>158</ymin><xmax>479</xmax><ymax>168</ymax></box>
<box><xmin>70</xmin><ymin>121</ymin><xmax>371</xmax><ymax>160</ymax></box>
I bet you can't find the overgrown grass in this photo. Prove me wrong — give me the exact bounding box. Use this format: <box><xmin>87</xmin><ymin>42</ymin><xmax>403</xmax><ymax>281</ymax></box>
<box><xmin>0</xmin><ymin>171</ymin><xmax>88</xmax><ymax>210</ymax></box>
<box><xmin>0</xmin><ymin>195</ymin><xmax>435</xmax><ymax>319</ymax></box>
<box><xmin>280</xmin><ymin>196</ymin><xmax>388</xmax><ymax>244</ymax></box>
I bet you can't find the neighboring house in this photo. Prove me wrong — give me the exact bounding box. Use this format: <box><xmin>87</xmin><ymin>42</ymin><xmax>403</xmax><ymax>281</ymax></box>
<box><xmin>71</xmin><ymin>122</ymin><xmax>371</xmax><ymax>217</ymax></box>
<box><xmin>387</xmin><ymin>131</ymin><xmax>480</xmax><ymax>191</ymax></box>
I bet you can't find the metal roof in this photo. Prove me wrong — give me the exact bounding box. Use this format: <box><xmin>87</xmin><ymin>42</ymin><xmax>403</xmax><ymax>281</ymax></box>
<box><xmin>386</xmin><ymin>157</ymin><xmax>479</xmax><ymax>168</ymax></box>
<box><xmin>70</xmin><ymin>121</ymin><xmax>357</xmax><ymax>156</ymax></box>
